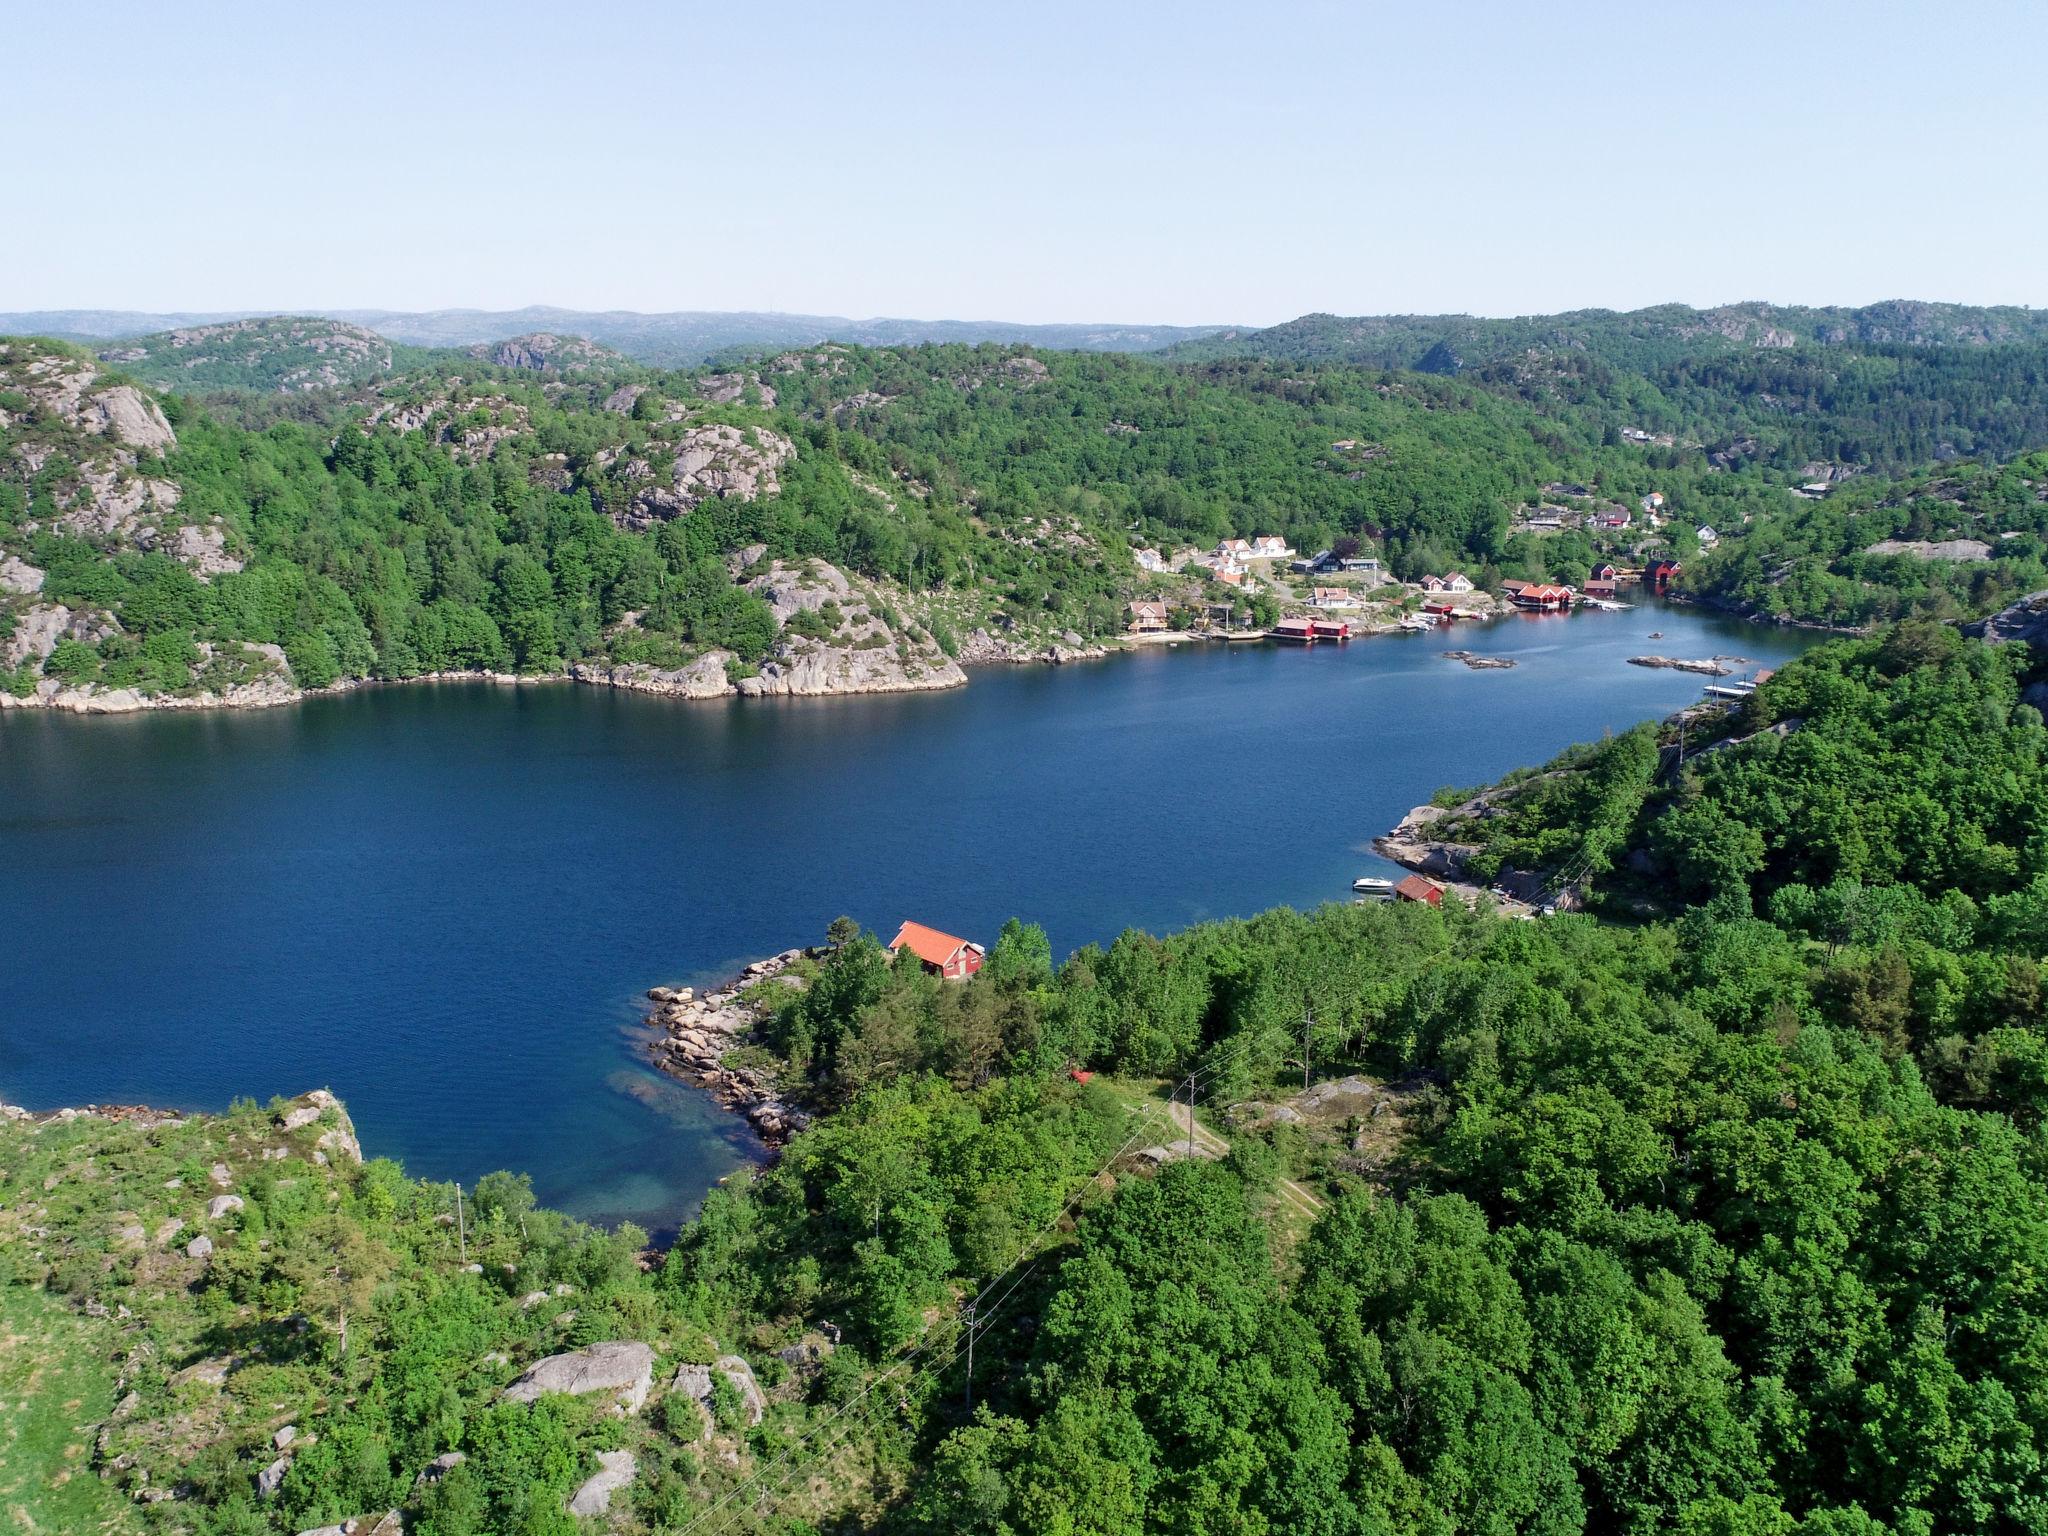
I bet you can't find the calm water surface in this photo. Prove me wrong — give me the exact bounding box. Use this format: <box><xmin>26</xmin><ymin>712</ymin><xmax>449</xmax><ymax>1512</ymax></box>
<box><xmin>0</xmin><ymin>601</ymin><xmax>1814</xmax><ymax>1233</ymax></box>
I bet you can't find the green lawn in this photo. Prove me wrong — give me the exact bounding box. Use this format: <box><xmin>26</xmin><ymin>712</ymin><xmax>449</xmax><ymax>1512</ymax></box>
<box><xmin>0</xmin><ymin>1284</ymin><xmax>137</xmax><ymax>1535</ymax></box>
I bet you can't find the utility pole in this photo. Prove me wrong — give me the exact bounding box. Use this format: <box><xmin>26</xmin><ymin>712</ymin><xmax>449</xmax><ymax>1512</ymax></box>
<box><xmin>455</xmin><ymin>1182</ymin><xmax>467</xmax><ymax>1265</ymax></box>
<box><xmin>1303</xmin><ymin>1006</ymin><xmax>1314</xmax><ymax>1091</ymax></box>
<box><xmin>1184</xmin><ymin>1071</ymin><xmax>1196</xmax><ymax>1161</ymax></box>
<box><xmin>963</xmin><ymin>1299</ymin><xmax>977</xmax><ymax>1412</ymax></box>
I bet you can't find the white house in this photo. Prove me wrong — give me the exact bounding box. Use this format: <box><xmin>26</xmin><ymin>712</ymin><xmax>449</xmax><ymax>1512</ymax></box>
<box><xmin>1215</xmin><ymin>538</ymin><xmax>1252</xmax><ymax>561</ymax></box>
<box><xmin>1696</xmin><ymin>525</ymin><xmax>1720</xmax><ymax>548</ymax></box>
<box><xmin>1134</xmin><ymin>547</ymin><xmax>1167</xmax><ymax>572</ymax></box>
<box><xmin>1251</xmin><ymin>535</ymin><xmax>1292</xmax><ymax>559</ymax></box>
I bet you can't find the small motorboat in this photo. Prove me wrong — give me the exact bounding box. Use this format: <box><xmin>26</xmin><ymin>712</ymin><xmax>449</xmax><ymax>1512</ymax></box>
<box><xmin>1351</xmin><ymin>877</ymin><xmax>1396</xmax><ymax>901</ymax></box>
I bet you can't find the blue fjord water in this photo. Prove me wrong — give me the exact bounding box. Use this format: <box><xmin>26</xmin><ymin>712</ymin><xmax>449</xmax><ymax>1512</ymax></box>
<box><xmin>0</xmin><ymin>601</ymin><xmax>1814</xmax><ymax>1234</ymax></box>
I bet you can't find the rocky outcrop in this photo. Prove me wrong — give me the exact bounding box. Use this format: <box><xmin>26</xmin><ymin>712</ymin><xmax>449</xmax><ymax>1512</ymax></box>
<box><xmin>364</xmin><ymin>391</ymin><xmax>533</xmax><ymax>463</ymax></box>
<box><xmin>715</xmin><ymin>1355</ymin><xmax>766</xmax><ymax>1425</ymax></box>
<box><xmin>646</xmin><ymin>950</ymin><xmax>812</xmax><ymax>1143</ymax></box>
<box><xmin>568</xmin><ymin>653</ymin><xmax>733</xmax><ymax>699</ymax></box>
<box><xmin>502</xmin><ymin>1341</ymin><xmax>656</xmax><ymax>1414</ymax></box>
<box><xmin>667</xmin><ymin>1356</ymin><xmax>765</xmax><ymax>1430</ymax></box>
<box><xmin>567</xmin><ymin>1449</ymin><xmax>637</xmax><ymax>1515</ymax></box>
<box><xmin>2</xmin><ymin>638</ymin><xmax>300</xmax><ymax>714</ymax></box>
<box><xmin>293</xmin><ymin>1515</ymin><xmax>400</xmax><ymax>1536</ymax></box>
<box><xmin>0</xmin><ymin>554</ymin><xmax>43</xmax><ymax>594</ymax></box>
<box><xmin>470</xmin><ymin>332</ymin><xmax>621</xmax><ymax>372</ymax></box>
<box><xmin>600</xmin><ymin>423</ymin><xmax>797</xmax><ymax>530</ymax></box>
<box><xmin>1</xmin><ymin>342</ymin><xmax>246</xmax><ymax>589</ymax></box>
<box><xmin>1374</xmin><ymin>802</ymin><xmax>1474</xmax><ymax>878</ymax></box>
<box><xmin>1865</xmin><ymin>537</ymin><xmax>1992</xmax><ymax>562</ymax></box>
<box><xmin>698</xmin><ymin>371</ymin><xmax>777</xmax><ymax>408</ymax></box>
<box><xmin>953</xmin><ymin>627</ymin><xmax>1109</xmax><ymax>666</ymax></box>
<box><xmin>277</xmin><ymin>1088</ymin><xmax>343</xmax><ymax>1132</ymax></box>
<box><xmin>736</xmin><ymin>644</ymin><xmax>964</xmax><ymax>698</ymax></box>
<box><xmin>1965</xmin><ymin>590</ymin><xmax>2048</xmax><ymax>651</ymax></box>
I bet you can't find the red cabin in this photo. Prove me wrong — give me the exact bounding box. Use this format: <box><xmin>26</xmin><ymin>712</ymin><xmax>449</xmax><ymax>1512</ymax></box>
<box><xmin>888</xmin><ymin>921</ymin><xmax>986</xmax><ymax>980</ymax></box>
<box><xmin>1393</xmin><ymin>874</ymin><xmax>1444</xmax><ymax>906</ymax></box>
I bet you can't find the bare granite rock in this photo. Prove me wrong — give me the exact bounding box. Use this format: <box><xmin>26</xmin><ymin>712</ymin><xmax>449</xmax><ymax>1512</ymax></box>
<box><xmin>294</xmin><ymin>1514</ymin><xmax>401</xmax><ymax>1536</ymax></box>
<box><xmin>502</xmin><ymin>1341</ymin><xmax>655</xmax><ymax>1414</ymax></box>
<box><xmin>278</xmin><ymin>1089</ymin><xmax>341</xmax><ymax>1132</ymax></box>
<box><xmin>0</xmin><ymin>554</ymin><xmax>43</xmax><ymax>595</ymax></box>
<box><xmin>1965</xmin><ymin>589</ymin><xmax>2048</xmax><ymax>651</ymax></box>
<box><xmin>567</xmin><ymin>1449</ymin><xmax>637</xmax><ymax>1516</ymax></box>
<box><xmin>1865</xmin><ymin>537</ymin><xmax>1992</xmax><ymax>562</ymax></box>
<box><xmin>715</xmin><ymin>1354</ymin><xmax>766</xmax><ymax>1426</ymax></box>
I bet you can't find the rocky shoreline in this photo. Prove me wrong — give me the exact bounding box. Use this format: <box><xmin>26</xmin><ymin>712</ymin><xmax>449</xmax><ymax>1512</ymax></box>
<box><xmin>642</xmin><ymin>950</ymin><xmax>816</xmax><ymax>1146</ymax></box>
<box><xmin>2</xmin><ymin>637</ymin><xmax>1119</xmax><ymax>717</ymax></box>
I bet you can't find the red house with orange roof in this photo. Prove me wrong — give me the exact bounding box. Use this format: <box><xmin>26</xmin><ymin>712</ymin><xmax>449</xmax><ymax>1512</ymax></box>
<box><xmin>888</xmin><ymin>921</ymin><xmax>986</xmax><ymax>980</ymax></box>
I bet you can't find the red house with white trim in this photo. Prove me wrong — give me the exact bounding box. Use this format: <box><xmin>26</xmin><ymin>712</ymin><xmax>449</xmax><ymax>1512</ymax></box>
<box><xmin>888</xmin><ymin>921</ymin><xmax>986</xmax><ymax>980</ymax></box>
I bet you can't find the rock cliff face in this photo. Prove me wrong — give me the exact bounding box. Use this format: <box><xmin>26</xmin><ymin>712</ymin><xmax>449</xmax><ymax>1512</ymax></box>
<box><xmin>469</xmin><ymin>332</ymin><xmax>623</xmax><ymax>372</ymax></box>
<box><xmin>1</xmin><ymin>342</ymin><xmax>254</xmax><ymax>706</ymax></box>
<box><xmin>576</xmin><ymin>559</ymin><xmax>966</xmax><ymax>701</ymax></box>
<box><xmin>1964</xmin><ymin>590</ymin><xmax>2048</xmax><ymax>651</ymax></box>
<box><xmin>597</xmin><ymin>423</ymin><xmax>798</xmax><ymax>530</ymax></box>
<box><xmin>365</xmin><ymin>390</ymin><xmax>535</xmax><ymax>463</ymax></box>
<box><xmin>697</xmin><ymin>371</ymin><xmax>777</xmax><ymax>408</ymax></box>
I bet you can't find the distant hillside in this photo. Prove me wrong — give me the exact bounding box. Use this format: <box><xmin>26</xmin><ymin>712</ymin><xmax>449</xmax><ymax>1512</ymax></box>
<box><xmin>0</xmin><ymin>307</ymin><xmax>1233</xmax><ymax>367</ymax></box>
<box><xmin>1177</xmin><ymin>300</ymin><xmax>2048</xmax><ymax>371</ymax></box>
<box><xmin>93</xmin><ymin>316</ymin><xmax>430</xmax><ymax>393</ymax></box>
<box><xmin>463</xmin><ymin>331</ymin><xmax>629</xmax><ymax>372</ymax></box>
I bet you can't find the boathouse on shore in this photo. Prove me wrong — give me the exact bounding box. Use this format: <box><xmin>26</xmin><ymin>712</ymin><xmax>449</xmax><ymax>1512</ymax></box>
<box><xmin>889</xmin><ymin>922</ymin><xmax>986</xmax><ymax>980</ymax></box>
<box><xmin>1394</xmin><ymin>874</ymin><xmax>1444</xmax><ymax>906</ymax></box>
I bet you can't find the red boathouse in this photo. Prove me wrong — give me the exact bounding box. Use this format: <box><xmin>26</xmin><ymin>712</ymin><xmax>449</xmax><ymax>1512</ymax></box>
<box><xmin>888</xmin><ymin>921</ymin><xmax>986</xmax><ymax>980</ymax></box>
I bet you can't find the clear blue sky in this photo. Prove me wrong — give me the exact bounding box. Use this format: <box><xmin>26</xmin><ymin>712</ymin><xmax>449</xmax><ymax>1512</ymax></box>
<box><xmin>8</xmin><ymin>0</ymin><xmax>2044</xmax><ymax>323</ymax></box>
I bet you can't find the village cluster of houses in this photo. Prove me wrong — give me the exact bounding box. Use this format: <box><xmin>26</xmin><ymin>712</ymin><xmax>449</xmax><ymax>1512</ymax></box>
<box><xmin>1125</xmin><ymin>515</ymin><xmax>1693</xmax><ymax>634</ymax></box>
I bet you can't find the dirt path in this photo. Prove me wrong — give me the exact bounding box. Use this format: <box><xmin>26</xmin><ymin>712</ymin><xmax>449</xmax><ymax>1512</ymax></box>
<box><xmin>1166</xmin><ymin>1100</ymin><xmax>1325</xmax><ymax>1215</ymax></box>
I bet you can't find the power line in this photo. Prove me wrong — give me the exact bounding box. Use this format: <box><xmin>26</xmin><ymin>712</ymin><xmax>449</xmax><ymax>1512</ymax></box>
<box><xmin>680</xmin><ymin>1028</ymin><xmax>1307</xmax><ymax>1536</ymax></box>
<box><xmin>671</xmin><ymin>1109</ymin><xmax>1159</xmax><ymax>1536</ymax></box>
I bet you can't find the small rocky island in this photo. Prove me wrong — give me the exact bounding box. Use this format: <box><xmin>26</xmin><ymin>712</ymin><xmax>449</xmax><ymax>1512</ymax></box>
<box><xmin>1628</xmin><ymin>654</ymin><xmax>1736</xmax><ymax>676</ymax></box>
<box><xmin>1443</xmin><ymin>650</ymin><xmax>1515</xmax><ymax>669</ymax></box>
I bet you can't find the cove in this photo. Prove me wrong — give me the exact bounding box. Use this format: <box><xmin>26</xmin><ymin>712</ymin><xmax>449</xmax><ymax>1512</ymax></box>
<box><xmin>0</xmin><ymin>600</ymin><xmax>1817</xmax><ymax>1235</ymax></box>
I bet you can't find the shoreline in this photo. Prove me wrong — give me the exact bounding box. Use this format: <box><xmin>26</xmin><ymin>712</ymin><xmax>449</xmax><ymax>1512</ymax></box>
<box><xmin>640</xmin><ymin>949</ymin><xmax>816</xmax><ymax>1148</ymax></box>
<box><xmin>5</xmin><ymin>594</ymin><xmax>1838</xmax><ymax>721</ymax></box>
<box><xmin>1</xmin><ymin>636</ymin><xmax>1126</xmax><ymax>719</ymax></box>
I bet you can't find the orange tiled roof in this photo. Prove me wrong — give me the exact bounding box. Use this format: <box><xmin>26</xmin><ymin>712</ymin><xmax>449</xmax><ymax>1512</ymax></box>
<box><xmin>890</xmin><ymin>921</ymin><xmax>971</xmax><ymax>966</ymax></box>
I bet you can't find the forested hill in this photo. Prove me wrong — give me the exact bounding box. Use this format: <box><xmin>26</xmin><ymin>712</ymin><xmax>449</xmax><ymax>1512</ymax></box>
<box><xmin>0</xmin><ymin>306</ymin><xmax>1234</xmax><ymax>367</ymax></box>
<box><xmin>9</xmin><ymin>312</ymin><xmax>2048</xmax><ymax>712</ymax></box>
<box><xmin>1180</xmin><ymin>300</ymin><xmax>2048</xmax><ymax>371</ymax></box>
<box><xmin>93</xmin><ymin>317</ymin><xmax>443</xmax><ymax>394</ymax></box>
